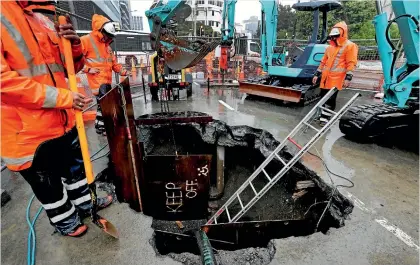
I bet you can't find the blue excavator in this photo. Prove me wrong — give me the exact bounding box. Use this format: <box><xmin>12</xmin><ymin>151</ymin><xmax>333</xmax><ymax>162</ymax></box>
<box><xmin>339</xmin><ymin>0</ymin><xmax>419</xmax><ymax>140</ymax></box>
<box><xmin>237</xmin><ymin>0</ymin><xmax>342</xmax><ymax>104</ymax></box>
<box><xmin>146</xmin><ymin>0</ymin><xmax>342</xmax><ymax>105</ymax></box>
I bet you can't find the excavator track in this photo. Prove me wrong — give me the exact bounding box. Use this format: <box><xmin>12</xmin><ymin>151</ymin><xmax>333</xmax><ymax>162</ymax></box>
<box><xmin>339</xmin><ymin>103</ymin><xmax>418</xmax><ymax>139</ymax></box>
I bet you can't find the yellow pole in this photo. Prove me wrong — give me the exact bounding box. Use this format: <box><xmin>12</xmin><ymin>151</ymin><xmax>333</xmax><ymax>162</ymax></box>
<box><xmin>59</xmin><ymin>16</ymin><xmax>94</xmax><ymax>184</ymax></box>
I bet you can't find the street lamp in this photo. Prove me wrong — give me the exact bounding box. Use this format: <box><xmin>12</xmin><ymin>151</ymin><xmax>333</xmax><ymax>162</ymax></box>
<box><xmin>200</xmin><ymin>25</ymin><xmax>204</xmax><ymax>36</ymax></box>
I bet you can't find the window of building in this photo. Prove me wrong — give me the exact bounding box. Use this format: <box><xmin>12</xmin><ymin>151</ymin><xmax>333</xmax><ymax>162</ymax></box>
<box><xmin>196</xmin><ymin>10</ymin><xmax>199</xmax><ymax>16</ymax></box>
<box><xmin>208</xmin><ymin>0</ymin><xmax>215</xmax><ymax>5</ymax></box>
<box><xmin>197</xmin><ymin>0</ymin><xmax>205</xmax><ymax>4</ymax></box>
<box><xmin>217</xmin><ymin>1</ymin><xmax>223</xmax><ymax>7</ymax></box>
<box><xmin>216</xmin><ymin>22</ymin><xmax>219</xmax><ymax>27</ymax></box>
<box><xmin>212</xmin><ymin>10</ymin><xmax>214</xmax><ymax>16</ymax></box>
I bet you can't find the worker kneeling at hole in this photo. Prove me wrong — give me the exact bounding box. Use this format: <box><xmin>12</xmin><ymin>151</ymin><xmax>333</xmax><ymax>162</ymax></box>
<box><xmin>312</xmin><ymin>21</ymin><xmax>358</xmax><ymax>125</ymax></box>
<box><xmin>1</xmin><ymin>1</ymin><xmax>113</xmax><ymax>237</ymax></box>
<box><xmin>81</xmin><ymin>14</ymin><xmax>131</xmax><ymax>136</ymax></box>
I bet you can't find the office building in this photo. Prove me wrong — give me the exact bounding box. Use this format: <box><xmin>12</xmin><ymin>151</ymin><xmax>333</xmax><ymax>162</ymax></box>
<box><xmin>57</xmin><ymin>0</ymin><xmax>121</xmax><ymax>30</ymax></box>
<box><xmin>131</xmin><ymin>15</ymin><xmax>144</xmax><ymax>31</ymax></box>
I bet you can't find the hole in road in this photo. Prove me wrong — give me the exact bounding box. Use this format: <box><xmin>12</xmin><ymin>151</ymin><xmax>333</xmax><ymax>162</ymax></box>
<box><xmin>136</xmin><ymin>112</ymin><xmax>354</xmax><ymax>265</ymax></box>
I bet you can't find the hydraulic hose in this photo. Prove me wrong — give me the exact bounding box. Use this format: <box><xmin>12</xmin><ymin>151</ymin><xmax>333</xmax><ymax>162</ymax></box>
<box><xmin>385</xmin><ymin>14</ymin><xmax>420</xmax><ymax>80</ymax></box>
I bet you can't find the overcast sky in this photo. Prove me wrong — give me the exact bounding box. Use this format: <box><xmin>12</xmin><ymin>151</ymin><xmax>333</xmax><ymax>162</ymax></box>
<box><xmin>130</xmin><ymin>0</ymin><xmax>298</xmax><ymax>32</ymax></box>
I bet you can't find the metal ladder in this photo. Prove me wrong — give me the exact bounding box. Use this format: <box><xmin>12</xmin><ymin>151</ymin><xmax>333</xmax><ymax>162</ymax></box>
<box><xmin>206</xmin><ymin>88</ymin><xmax>360</xmax><ymax>225</ymax></box>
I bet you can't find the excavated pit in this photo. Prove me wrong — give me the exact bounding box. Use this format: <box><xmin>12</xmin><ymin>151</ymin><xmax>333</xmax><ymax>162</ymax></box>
<box><xmin>136</xmin><ymin>112</ymin><xmax>353</xmax><ymax>265</ymax></box>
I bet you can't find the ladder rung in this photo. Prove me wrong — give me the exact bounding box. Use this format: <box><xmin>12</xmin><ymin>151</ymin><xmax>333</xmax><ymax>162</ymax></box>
<box><xmin>237</xmin><ymin>194</ymin><xmax>244</xmax><ymax>209</ymax></box>
<box><xmin>319</xmin><ymin>106</ymin><xmax>337</xmax><ymax>115</ymax></box>
<box><xmin>303</xmin><ymin>121</ymin><xmax>320</xmax><ymax>132</ymax></box>
<box><xmin>225</xmin><ymin>206</ymin><xmax>231</xmax><ymax>222</ymax></box>
<box><xmin>249</xmin><ymin>182</ymin><xmax>258</xmax><ymax>195</ymax></box>
<box><xmin>275</xmin><ymin>153</ymin><xmax>287</xmax><ymax>165</ymax></box>
<box><xmin>214</xmin><ymin>217</ymin><xmax>217</xmax><ymax>224</ymax></box>
<box><xmin>262</xmin><ymin>168</ymin><xmax>271</xmax><ymax>181</ymax></box>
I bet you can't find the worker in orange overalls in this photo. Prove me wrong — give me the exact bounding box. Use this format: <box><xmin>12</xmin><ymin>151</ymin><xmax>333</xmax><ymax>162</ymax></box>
<box><xmin>312</xmin><ymin>21</ymin><xmax>358</xmax><ymax>125</ymax></box>
<box><xmin>0</xmin><ymin>1</ymin><xmax>114</xmax><ymax>237</ymax></box>
<box><xmin>81</xmin><ymin>14</ymin><xmax>130</xmax><ymax>135</ymax></box>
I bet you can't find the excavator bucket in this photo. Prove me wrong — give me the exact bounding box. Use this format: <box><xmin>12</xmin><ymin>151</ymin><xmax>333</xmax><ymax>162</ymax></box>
<box><xmin>159</xmin><ymin>38</ymin><xmax>220</xmax><ymax>70</ymax></box>
<box><xmin>239</xmin><ymin>81</ymin><xmax>303</xmax><ymax>103</ymax></box>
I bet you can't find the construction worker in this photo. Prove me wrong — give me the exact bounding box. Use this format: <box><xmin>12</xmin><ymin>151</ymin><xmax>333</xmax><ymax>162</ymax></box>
<box><xmin>81</xmin><ymin>14</ymin><xmax>131</xmax><ymax>135</ymax></box>
<box><xmin>312</xmin><ymin>21</ymin><xmax>358</xmax><ymax>124</ymax></box>
<box><xmin>1</xmin><ymin>1</ymin><xmax>112</xmax><ymax>237</ymax></box>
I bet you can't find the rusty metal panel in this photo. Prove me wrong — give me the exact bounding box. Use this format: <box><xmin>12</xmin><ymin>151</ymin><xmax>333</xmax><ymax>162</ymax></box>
<box><xmin>142</xmin><ymin>155</ymin><xmax>212</xmax><ymax>220</ymax></box>
<box><xmin>239</xmin><ymin>81</ymin><xmax>302</xmax><ymax>103</ymax></box>
<box><xmin>136</xmin><ymin>112</ymin><xmax>213</xmax><ymax>126</ymax></box>
<box><xmin>99</xmin><ymin>78</ymin><xmax>143</xmax><ymax>212</ymax></box>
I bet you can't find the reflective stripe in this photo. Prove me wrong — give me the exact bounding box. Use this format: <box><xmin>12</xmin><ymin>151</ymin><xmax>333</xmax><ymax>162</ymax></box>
<box><xmin>331</xmin><ymin>40</ymin><xmax>350</xmax><ymax>71</ymax></box>
<box><xmin>48</xmin><ymin>63</ymin><xmax>65</xmax><ymax>74</ymax></box>
<box><xmin>42</xmin><ymin>85</ymin><xmax>58</xmax><ymax>108</ymax></box>
<box><xmin>320</xmin><ymin>117</ymin><xmax>329</xmax><ymax>122</ymax></box>
<box><xmin>330</xmin><ymin>67</ymin><xmax>347</xmax><ymax>73</ymax></box>
<box><xmin>89</xmin><ymin>35</ymin><xmax>101</xmax><ymax>58</ymax></box>
<box><xmin>1</xmin><ymin>155</ymin><xmax>34</xmax><ymax>165</ymax></box>
<box><xmin>63</xmin><ymin>179</ymin><xmax>87</xmax><ymax>191</ymax></box>
<box><xmin>71</xmin><ymin>194</ymin><xmax>91</xmax><ymax>205</ymax></box>
<box><xmin>50</xmin><ymin>205</ymin><xmax>76</xmax><ymax>223</ymax></box>
<box><xmin>87</xmin><ymin>58</ymin><xmax>113</xmax><ymax>64</ymax></box>
<box><xmin>42</xmin><ymin>187</ymin><xmax>67</xmax><ymax>210</ymax></box>
<box><xmin>92</xmin><ymin>88</ymin><xmax>99</xmax><ymax>94</ymax></box>
<box><xmin>347</xmin><ymin>71</ymin><xmax>354</xmax><ymax>75</ymax></box>
<box><xmin>16</xmin><ymin>63</ymin><xmax>64</xmax><ymax>77</ymax></box>
<box><xmin>1</xmin><ymin>15</ymin><xmax>33</xmax><ymax>62</ymax></box>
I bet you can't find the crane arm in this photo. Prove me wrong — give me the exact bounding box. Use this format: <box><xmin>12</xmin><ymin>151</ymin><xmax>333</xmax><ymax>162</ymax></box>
<box><xmin>145</xmin><ymin>0</ymin><xmax>220</xmax><ymax>70</ymax></box>
<box><xmin>260</xmin><ymin>0</ymin><xmax>279</xmax><ymax>72</ymax></box>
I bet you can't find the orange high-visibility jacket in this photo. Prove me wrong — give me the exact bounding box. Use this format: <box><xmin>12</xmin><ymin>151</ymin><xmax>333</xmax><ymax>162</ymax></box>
<box><xmin>0</xmin><ymin>2</ymin><xmax>85</xmax><ymax>171</ymax></box>
<box><xmin>317</xmin><ymin>21</ymin><xmax>358</xmax><ymax>90</ymax></box>
<box><xmin>80</xmin><ymin>14</ymin><xmax>128</xmax><ymax>95</ymax></box>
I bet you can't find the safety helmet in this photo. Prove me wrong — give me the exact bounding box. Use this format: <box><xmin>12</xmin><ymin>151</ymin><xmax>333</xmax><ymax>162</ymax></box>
<box><xmin>329</xmin><ymin>28</ymin><xmax>341</xmax><ymax>37</ymax></box>
<box><xmin>101</xmin><ymin>22</ymin><xmax>116</xmax><ymax>38</ymax></box>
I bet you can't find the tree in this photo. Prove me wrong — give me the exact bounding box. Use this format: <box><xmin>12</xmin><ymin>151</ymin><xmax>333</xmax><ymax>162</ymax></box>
<box><xmin>176</xmin><ymin>21</ymin><xmax>214</xmax><ymax>36</ymax></box>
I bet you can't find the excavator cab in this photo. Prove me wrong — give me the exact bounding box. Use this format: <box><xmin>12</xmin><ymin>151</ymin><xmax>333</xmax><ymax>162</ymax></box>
<box><xmin>240</xmin><ymin>0</ymin><xmax>342</xmax><ymax>104</ymax></box>
<box><xmin>288</xmin><ymin>0</ymin><xmax>342</xmax><ymax>75</ymax></box>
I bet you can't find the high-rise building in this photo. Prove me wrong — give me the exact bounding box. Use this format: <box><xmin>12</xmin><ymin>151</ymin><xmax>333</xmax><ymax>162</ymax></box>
<box><xmin>131</xmin><ymin>16</ymin><xmax>144</xmax><ymax>31</ymax></box>
<box><xmin>120</xmin><ymin>0</ymin><xmax>131</xmax><ymax>30</ymax></box>
<box><xmin>57</xmin><ymin>1</ymin><xmax>121</xmax><ymax>30</ymax></box>
<box><xmin>186</xmin><ymin>0</ymin><xmax>224</xmax><ymax>33</ymax></box>
<box><xmin>243</xmin><ymin>16</ymin><xmax>259</xmax><ymax>35</ymax></box>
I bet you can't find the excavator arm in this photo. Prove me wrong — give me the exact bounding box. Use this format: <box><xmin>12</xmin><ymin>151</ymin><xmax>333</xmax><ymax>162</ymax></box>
<box><xmin>146</xmin><ymin>0</ymin><xmax>220</xmax><ymax>70</ymax></box>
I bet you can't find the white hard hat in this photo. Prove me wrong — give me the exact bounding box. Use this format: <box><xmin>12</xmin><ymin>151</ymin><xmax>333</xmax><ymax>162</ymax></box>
<box><xmin>102</xmin><ymin>22</ymin><xmax>116</xmax><ymax>37</ymax></box>
<box><xmin>329</xmin><ymin>28</ymin><xmax>340</xmax><ymax>37</ymax></box>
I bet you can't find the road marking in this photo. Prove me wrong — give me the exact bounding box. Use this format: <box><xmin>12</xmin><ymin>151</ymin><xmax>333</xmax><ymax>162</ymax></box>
<box><xmin>343</xmin><ymin>190</ymin><xmax>419</xmax><ymax>252</ymax></box>
<box><xmin>375</xmin><ymin>218</ymin><xmax>420</xmax><ymax>251</ymax></box>
<box><xmin>344</xmin><ymin>191</ymin><xmax>374</xmax><ymax>214</ymax></box>
<box><xmin>218</xmin><ymin>100</ymin><xmax>235</xmax><ymax>111</ymax></box>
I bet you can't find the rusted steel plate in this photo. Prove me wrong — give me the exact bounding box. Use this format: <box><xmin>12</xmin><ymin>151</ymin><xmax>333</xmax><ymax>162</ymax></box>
<box><xmin>136</xmin><ymin>111</ymin><xmax>213</xmax><ymax>125</ymax></box>
<box><xmin>99</xmin><ymin>78</ymin><xmax>144</xmax><ymax>212</ymax></box>
<box><xmin>201</xmin><ymin>220</ymin><xmax>314</xmax><ymax>249</ymax></box>
<box><xmin>142</xmin><ymin>155</ymin><xmax>212</xmax><ymax>220</ymax></box>
<box><xmin>239</xmin><ymin>81</ymin><xmax>302</xmax><ymax>103</ymax></box>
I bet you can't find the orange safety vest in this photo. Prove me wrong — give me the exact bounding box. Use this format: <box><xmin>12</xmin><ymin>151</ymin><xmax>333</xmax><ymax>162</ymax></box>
<box><xmin>0</xmin><ymin>2</ymin><xmax>85</xmax><ymax>171</ymax></box>
<box><xmin>317</xmin><ymin>21</ymin><xmax>358</xmax><ymax>90</ymax></box>
<box><xmin>80</xmin><ymin>14</ymin><xmax>127</xmax><ymax>95</ymax></box>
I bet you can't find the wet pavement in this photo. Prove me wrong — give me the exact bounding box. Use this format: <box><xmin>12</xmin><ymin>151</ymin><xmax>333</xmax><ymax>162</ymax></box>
<box><xmin>1</xmin><ymin>84</ymin><xmax>419</xmax><ymax>265</ymax></box>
